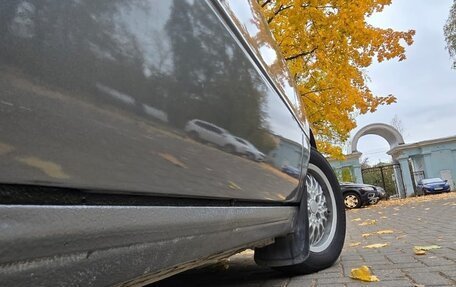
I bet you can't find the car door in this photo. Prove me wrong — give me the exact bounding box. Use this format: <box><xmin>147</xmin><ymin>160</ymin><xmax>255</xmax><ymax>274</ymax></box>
<box><xmin>0</xmin><ymin>0</ymin><xmax>309</xmax><ymax>202</ymax></box>
<box><xmin>0</xmin><ymin>1</ymin><xmax>312</xmax><ymax>285</ymax></box>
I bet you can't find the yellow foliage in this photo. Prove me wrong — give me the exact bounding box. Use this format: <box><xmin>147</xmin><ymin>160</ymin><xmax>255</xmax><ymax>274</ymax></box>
<box><xmin>350</xmin><ymin>265</ymin><xmax>380</xmax><ymax>282</ymax></box>
<box><xmin>364</xmin><ymin>243</ymin><xmax>389</xmax><ymax>249</ymax></box>
<box><xmin>258</xmin><ymin>0</ymin><xmax>415</xmax><ymax>157</ymax></box>
<box><xmin>376</xmin><ymin>229</ymin><xmax>394</xmax><ymax>234</ymax></box>
<box><xmin>358</xmin><ymin>219</ymin><xmax>376</xmax><ymax>226</ymax></box>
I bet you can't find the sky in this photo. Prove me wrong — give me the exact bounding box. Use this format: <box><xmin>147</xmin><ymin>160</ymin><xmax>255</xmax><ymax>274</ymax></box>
<box><xmin>352</xmin><ymin>0</ymin><xmax>455</xmax><ymax>165</ymax></box>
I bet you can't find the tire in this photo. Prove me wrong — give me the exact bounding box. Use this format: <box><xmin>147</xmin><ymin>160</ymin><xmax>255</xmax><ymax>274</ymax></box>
<box><xmin>246</xmin><ymin>152</ymin><xmax>255</xmax><ymax>160</ymax></box>
<box><xmin>276</xmin><ymin>147</ymin><xmax>346</xmax><ymax>274</ymax></box>
<box><xmin>344</xmin><ymin>192</ymin><xmax>361</xmax><ymax>209</ymax></box>
<box><xmin>224</xmin><ymin>144</ymin><xmax>235</xmax><ymax>154</ymax></box>
<box><xmin>188</xmin><ymin>131</ymin><xmax>199</xmax><ymax>141</ymax></box>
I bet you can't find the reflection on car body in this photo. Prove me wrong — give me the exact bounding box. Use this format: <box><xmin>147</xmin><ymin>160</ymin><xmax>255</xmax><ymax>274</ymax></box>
<box><xmin>185</xmin><ymin>119</ymin><xmax>266</xmax><ymax>161</ymax></box>
<box><xmin>0</xmin><ymin>0</ymin><xmax>345</xmax><ymax>286</ymax></box>
<box><xmin>281</xmin><ymin>165</ymin><xmax>301</xmax><ymax>179</ymax></box>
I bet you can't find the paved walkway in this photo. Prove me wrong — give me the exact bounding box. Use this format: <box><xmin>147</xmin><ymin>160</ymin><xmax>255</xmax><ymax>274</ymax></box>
<box><xmin>154</xmin><ymin>193</ymin><xmax>456</xmax><ymax>287</ymax></box>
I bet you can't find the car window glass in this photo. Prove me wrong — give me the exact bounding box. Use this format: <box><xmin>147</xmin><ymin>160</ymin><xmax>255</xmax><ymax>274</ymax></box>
<box><xmin>235</xmin><ymin>138</ymin><xmax>247</xmax><ymax>145</ymax></box>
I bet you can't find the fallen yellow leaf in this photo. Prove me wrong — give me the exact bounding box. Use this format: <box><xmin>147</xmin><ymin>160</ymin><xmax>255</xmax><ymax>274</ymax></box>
<box><xmin>376</xmin><ymin>230</ymin><xmax>394</xmax><ymax>235</ymax></box>
<box><xmin>414</xmin><ymin>245</ymin><xmax>441</xmax><ymax>251</ymax></box>
<box><xmin>351</xmin><ymin>218</ymin><xmax>362</xmax><ymax>222</ymax></box>
<box><xmin>364</xmin><ymin>243</ymin><xmax>389</xmax><ymax>249</ymax></box>
<box><xmin>359</xmin><ymin>219</ymin><xmax>377</xmax><ymax>226</ymax></box>
<box><xmin>350</xmin><ymin>265</ymin><xmax>380</xmax><ymax>282</ymax></box>
<box><xmin>413</xmin><ymin>249</ymin><xmax>426</xmax><ymax>255</ymax></box>
<box><xmin>362</xmin><ymin>233</ymin><xmax>372</xmax><ymax>238</ymax></box>
<box><xmin>380</xmin><ymin>216</ymin><xmax>388</xmax><ymax>219</ymax></box>
<box><xmin>158</xmin><ymin>152</ymin><xmax>187</xmax><ymax>168</ymax></box>
<box><xmin>350</xmin><ymin>242</ymin><xmax>361</xmax><ymax>247</ymax></box>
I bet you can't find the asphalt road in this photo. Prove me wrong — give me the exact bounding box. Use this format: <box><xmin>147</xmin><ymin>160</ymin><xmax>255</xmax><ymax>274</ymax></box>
<box><xmin>154</xmin><ymin>193</ymin><xmax>456</xmax><ymax>287</ymax></box>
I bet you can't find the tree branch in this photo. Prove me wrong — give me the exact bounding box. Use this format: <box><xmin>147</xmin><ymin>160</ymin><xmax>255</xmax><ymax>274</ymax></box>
<box><xmin>267</xmin><ymin>5</ymin><xmax>293</xmax><ymax>24</ymax></box>
<box><xmin>261</xmin><ymin>0</ymin><xmax>272</xmax><ymax>8</ymax></box>
<box><xmin>285</xmin><ymin>47</ymin><xmax>318</xmax><ymax>61</ymax></box>
<box><xmin>301</xmin><ymin>87</ymin><xmax>334</xmax><ymax>96</ymax></box>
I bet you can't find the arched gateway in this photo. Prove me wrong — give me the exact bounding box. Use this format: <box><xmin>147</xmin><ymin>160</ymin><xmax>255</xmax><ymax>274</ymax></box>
<box><xmin>351</xmin><ymin>123</ymin><xmax>404</xmax><ymax>153</ymax></box>
<box><xmin>329</xmin><ymin>123</ymin><xmax>414</xmax><ymax>198</ymax></box>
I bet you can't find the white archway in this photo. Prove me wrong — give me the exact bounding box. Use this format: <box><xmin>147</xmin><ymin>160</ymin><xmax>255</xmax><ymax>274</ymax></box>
<box><xmin>351</xmin><ymin>123</ymin><xmax>404</xmax><ymax>153</ymax></box>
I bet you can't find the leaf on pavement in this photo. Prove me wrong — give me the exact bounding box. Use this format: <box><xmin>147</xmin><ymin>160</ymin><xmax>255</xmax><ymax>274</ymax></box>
<box><xmin>362</xmin><ymin>233</ymin><xmax>372</xmax><ymax>238</ymax></box>
<box><xmin>380</xmin><ymin>216</ymin><xmax>388</xmax><ymax>219</ymax></box>
<box><xmin>364</xmin><ymin>243</ymin><xmax>389</xmax><ymax>249</ymax></box>
<box><xmin>413</xmin><ymin>249</ymin><xmax>426</xmax><ymax>255</ymax></box>
<box><xmin>158</xmin><ymin>152</ymin><xmax>187</xmax><ymax>168</ymax></box>
<box><xmin>351</xmin><ymin>218</ymin><xmax>362</xmax><ymax>222</ymax></box>
<box><xmin>376</xmin><ymin>230</ymin><xmax>394</xmax><ymax>234</ymax></box>
<box><xmin>413</xmin><ymin>245</ymin><xmax>441</xmax><ymax>251</ymax></box>
<box><xmin>359</xmin><ymin>219</ymin><xmax>377</xmax><ymax>226</ymax></box>
<box><xmin>350</xmin><ymin>242</ymin><xmax>361</xmax><ymax>247</ymax></box>
<box><xmin>350</xmin><ymin>266</ymin><xmax>380</xmax><ymax>282</ymax></box>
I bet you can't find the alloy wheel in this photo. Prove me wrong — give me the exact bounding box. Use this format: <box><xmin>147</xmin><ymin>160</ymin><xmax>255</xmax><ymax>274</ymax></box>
<box><xmin>344</xmin><ymin>194</ymin><xmax>359</xmax><ymax>209</ymax></box>
<box><xmin>306</xmin><ymin>171</ymin><xmax>336</xmax><ymax>252</ymax></box>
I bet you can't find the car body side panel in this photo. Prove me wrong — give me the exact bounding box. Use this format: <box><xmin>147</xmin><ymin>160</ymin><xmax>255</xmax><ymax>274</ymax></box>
<box><xmin>0</xmin><ymin>0</ymin><xmax>308</xmax><ymax>202</ymax></box>
<box><xmin>0</xmin><ymin>205</ymin><xmax>296</xmax><ymax>286</ymax></box>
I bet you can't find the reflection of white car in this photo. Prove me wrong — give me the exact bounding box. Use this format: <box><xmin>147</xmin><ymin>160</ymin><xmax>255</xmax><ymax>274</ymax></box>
<box><xmin>185</xmin><ymin>119</ymin><xmax>239</xmax><ymax>152</ymax></box>
<box><xmin>233</xmin><ymin>137</ymin><xmax>265</xmax><ymax>161</ymax></box>
<box><xmin>184</xmin><ymin>120</ymin><xmax>265</xmax><ymax>161</ymax></box>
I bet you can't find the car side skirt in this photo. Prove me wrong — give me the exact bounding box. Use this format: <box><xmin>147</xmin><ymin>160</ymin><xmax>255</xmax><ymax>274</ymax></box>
<box><xmin>0</xmin><ymin>205</ymin><xmax>296</xmax><ymax>286</ymax></box>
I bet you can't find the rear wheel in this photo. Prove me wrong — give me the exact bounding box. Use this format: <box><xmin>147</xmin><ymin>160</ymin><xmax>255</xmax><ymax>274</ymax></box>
<box><xmin>246</xmin><ymin>152</ymin><xmax>255</xmax><ymax>160</ymax></box>
<box><xmin>344</xmin><ymin>192</ymin><xmax>361</xmax><ymax>209</ymax></box>
<box><xmin>188</xmin><ymin>131</ymin><xmax>200</xmax><ymax>141</ymax></box>
<box><xmin>276</xmin><ymin>147</ymin><xmax>346</xmax><ymax>274</ymax></box>
<box><xmin>224</xmin><ymin>144</ymin><xmax>235</xmax><ymax>154</ymax></box>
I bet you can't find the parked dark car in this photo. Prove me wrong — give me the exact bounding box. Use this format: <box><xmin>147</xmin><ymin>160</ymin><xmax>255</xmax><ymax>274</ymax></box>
<box><xmin>0</xmin><ymin>1</ymin><xmax>346</xmax><ymax>286</ymax></box>
<box><xmin>281</xmin><ymin>165</ymin><xmax>301</xmax><ymax>179</ymax></box>
<box><xmin>340</xmin><ymin>182</ymin><xmax>382</xmax><ymax>209</ymax></box>
<box><xmin>417</xmin><ymin>178</ymin><xmax>451</xmax><ymax>194</ymax></box>
<box><xmin>374</xmin><ymin>185</ymin><xmax>389</xmax><ymax>200</ymax></box>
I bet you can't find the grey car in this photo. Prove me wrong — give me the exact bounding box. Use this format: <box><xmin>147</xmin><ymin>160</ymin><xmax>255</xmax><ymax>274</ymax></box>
<box><xmin>0</xmin><ymin>0</ymin><xmax>346</xmax><ymax>286</ymax></box>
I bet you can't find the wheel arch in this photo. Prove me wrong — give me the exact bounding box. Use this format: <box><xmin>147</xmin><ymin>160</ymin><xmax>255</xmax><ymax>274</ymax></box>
<box><xmin>342</xmin><ymin>189</ymin><xmax>361</xmax><ymax>197</ymax></box>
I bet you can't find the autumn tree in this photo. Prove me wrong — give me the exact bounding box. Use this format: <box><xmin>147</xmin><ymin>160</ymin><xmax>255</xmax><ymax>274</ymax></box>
<box><xmin>258</xmin><ymin>0</ymin><xmax>415</xmax><ymax>158</ymax></box>
<box><xmin>444</xmin><ymin>0</ymin><xmax>456</xmax><ymax>68</ymax></box>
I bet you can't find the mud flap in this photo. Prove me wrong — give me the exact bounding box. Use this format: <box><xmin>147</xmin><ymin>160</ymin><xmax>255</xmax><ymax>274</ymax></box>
<box><xmin>254</xmin><ymin>185</ymin><xmax>309</xmax><ymax>267</ymax></box>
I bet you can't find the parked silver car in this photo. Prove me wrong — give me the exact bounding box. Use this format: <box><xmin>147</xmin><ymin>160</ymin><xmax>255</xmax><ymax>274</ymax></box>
<box><xmin>234</xmin><ymin>137</ymin><xmax>265</xmax><ymax>161</ymax></box>
<box><xmin>185</xmin><ymin>119</ymin><xmax>238</xmax><ymax>150</ymax></box>
<box><xmin>0</xmin><ymin>0</ymin><xmax>345</xmax><ymax>286</ymax></box>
